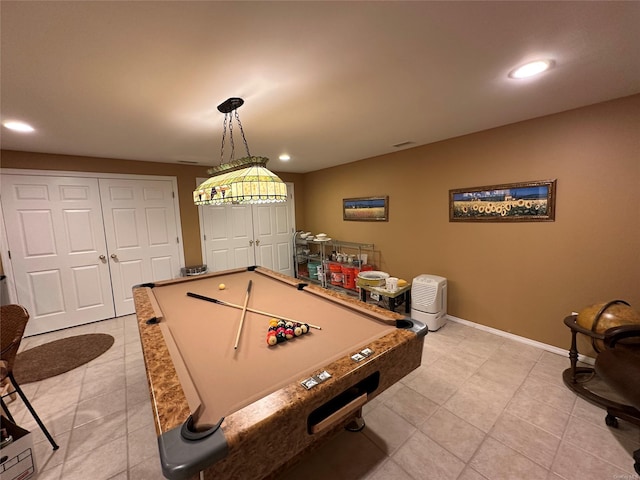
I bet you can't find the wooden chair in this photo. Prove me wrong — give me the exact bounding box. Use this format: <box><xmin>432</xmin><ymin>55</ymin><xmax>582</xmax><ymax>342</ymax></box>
<box><xmin>0</xmin><ymin>304</ymin><xmax>59</xmax><ymax>450</ymax></box>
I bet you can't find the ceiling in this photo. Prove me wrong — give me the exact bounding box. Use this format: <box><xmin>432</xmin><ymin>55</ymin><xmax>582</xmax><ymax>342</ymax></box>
<box><xmin>1</xmin><ymin>1</ymin><xmax>639</xmax><ymax>174</ymax></box>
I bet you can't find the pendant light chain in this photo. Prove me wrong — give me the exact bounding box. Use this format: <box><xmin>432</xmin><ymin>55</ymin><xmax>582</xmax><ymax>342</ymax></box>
<box><xmin>219</xmin><ymin>113</ymin><xmax>229</xmax><ymax>166</ymax></box>
<box><xmin>228</xmin><ymin>113</ymin><xmax>235</xmax><ymax>161</ymax></box>
<box><xmin>220</xmin><ymin>110</ymin><xmax>250</xmax><ymax>165</ymax></box>
<box><xmin>234</xmin><ymin>109</ymin><xmax>252</xmax><ymax>158</ymax></box>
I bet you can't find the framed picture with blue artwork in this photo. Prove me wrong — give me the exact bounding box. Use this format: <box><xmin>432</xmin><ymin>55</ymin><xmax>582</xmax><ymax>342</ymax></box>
<box><xmin>449</xmin><ymin>180</ymin><xmax>556</xmax><ymax>222</ymax></box>
<box><xmin>343</xmin><ymin>196</ymin><xmax>389</xmax><ymax>222</ymax></box>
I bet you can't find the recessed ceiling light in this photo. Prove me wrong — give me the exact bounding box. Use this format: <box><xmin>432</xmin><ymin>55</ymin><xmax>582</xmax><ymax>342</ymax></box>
<box><xmin>3</xmin><ymin>120</ymin><xmax>35</xmax><ymax>132</ymax></box>
<box><xmin>279</xmin><ymin>154</ymin><xmax>291</xmax><ymax>161</ymax></box>
<box><xmin>509</xmin><ymin>60</ymin><xmax>554</xmax><ymax>79</ymax></box>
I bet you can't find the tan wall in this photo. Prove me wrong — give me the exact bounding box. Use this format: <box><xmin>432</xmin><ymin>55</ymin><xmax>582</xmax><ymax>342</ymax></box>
<box><xmin>302</xmin><ymin>95</ymin><xmax>640</xmax><ymax>350</ymax></box>
<box><xmin>0</xmin><ymin>151</ymin><xmax>305</xmax><ymax>266</ymax></box>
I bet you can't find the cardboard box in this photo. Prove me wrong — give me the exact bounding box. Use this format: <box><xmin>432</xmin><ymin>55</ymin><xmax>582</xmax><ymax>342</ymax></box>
<box><xmin>0</xmin><ymin>416</ymin><xmax>36</xmax><ymax>480</ymax></box>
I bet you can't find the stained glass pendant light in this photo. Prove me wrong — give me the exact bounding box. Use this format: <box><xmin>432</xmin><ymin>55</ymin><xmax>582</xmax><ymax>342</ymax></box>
<box><xmin>193</xmin><ymin>98</ymin><xmax>287</xmax><ymax>205</ymax></box>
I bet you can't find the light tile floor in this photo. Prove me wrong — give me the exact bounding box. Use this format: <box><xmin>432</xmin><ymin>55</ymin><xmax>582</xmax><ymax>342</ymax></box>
<box><xmin>6</xmin><ymin>316</ymin><xmax>640</xmax><ymax>480</ymax></box>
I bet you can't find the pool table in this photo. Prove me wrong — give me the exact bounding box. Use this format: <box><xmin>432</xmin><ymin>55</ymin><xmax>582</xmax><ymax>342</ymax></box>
<box><xmin>133</xmin><ymin>266</ymin><xmax>427</xmax><ymax>480</ymax></box>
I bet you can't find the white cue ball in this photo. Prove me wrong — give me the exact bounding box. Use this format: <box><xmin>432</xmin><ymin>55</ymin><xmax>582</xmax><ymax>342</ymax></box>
<box><xmin>218</xmin><ymin>283</ymin><xmax>226</xmax><ymax>290</ymax></box>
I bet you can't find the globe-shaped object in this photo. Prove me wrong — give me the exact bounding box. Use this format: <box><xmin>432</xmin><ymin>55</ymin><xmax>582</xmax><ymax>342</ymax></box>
<box><xmin>576</xmin><ymin>300</ymin><xmax>640</xmax><ymax>353</ymax></box>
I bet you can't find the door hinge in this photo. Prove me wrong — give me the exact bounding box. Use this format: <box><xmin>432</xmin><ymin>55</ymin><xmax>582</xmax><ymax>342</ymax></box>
<box><xmin>7</xmin><ymin>250</ymin><xmax>11</xmax><ymax>260</ymax></box>
<box><xmin>176</xmin><ymin>237</ymin><xmax>179</xmax><ymax>244</ymax></box>
<box><xmin>172</xmin><ymin>191</ymin><xmax>175</xmax><ymax>198</ymax></box>
<box><xmin>203</xmin><ymin>234</ymin><xmax>207</xmax><ymax>241</ymax></box>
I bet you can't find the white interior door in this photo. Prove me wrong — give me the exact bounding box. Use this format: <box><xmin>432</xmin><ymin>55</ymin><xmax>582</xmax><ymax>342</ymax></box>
<box><xmin>253</xmin><ymin>203</ymin><xmax>294</xmax><ymax>276</ymax></box>
<box><xmin>200</xmin><ymin>204</ymin><xmax>255</xmax><ymax>272</ymax></box>
<box><xmin>0</xmin><ymin>174</ymin><xmax>115</xmax><ymax>335</ymax></box>
<box><xmin>198</xmin><ymin>182</ymin><xmax>295</xmax><ymax>275</ymax></box>
<box><xmin>100</xmin><ymin>178</ymin><xmax>182</xmax><ymax>317</ymax></box>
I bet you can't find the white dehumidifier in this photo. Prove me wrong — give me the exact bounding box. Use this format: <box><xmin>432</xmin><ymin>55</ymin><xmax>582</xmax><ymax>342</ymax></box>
<box><xmin>411</xmin><ymin>274</ymin><xmax>447</xmax><ymax>331</ymax></box>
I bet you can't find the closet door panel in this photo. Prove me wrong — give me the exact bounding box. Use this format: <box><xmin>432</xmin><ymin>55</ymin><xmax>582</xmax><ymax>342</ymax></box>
<box><xmin>253</xmin><ymin>203</ymin><xmax>293</xmax><ymax>277</ymax></box>
<box><xmin>200</xmin><ymin>204</ymin><xmax>255</xmax><ymax>272</ymax></box>
<box><xmin>256</xmin><ymin>243</ymin><xmax>275</xmax><ymax>270</ymax></box>
<box><xmin>65</xmin><ymin>209</ymin><xmax>98</xmax><ymax>253</ymax></box>
<box><xmin>19</xmin><ymin>209</ymin><xmax>57</xmax><ymax>256</ymax></box>
<box><xmin>150</xmin><ymin>256</ymin><xmax>174</xmax><ymax>281</ymax></box>
<box><xmin>29</xmin><ymin>270</ymin><xmax>65</xmax><ymax>316</ymax></box>
<box><xmin>72</xmin><ymin>264</ymin><xmax>107</xmax><ymax>308</ymax></box>
<box><xmin>1</xmin><ymin>175</ymin><xmax>114</xmax><ymax>335</ymax></box>
<box><xmin>276</xmin><ymin>242</ymin><xmax>292</xmax><ymax>272</ymax></box>
<box><xmin>100</xmin><ymin>178</ymin><xmax>181</xmax><ymax>316</ymax></box>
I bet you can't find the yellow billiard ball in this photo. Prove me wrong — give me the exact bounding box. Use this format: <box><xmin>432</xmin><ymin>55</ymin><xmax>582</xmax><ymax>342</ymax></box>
<box><xmin>218</xmin><ymin>283</ymin><xmax>226</xmax><ymax>290</ymax></box>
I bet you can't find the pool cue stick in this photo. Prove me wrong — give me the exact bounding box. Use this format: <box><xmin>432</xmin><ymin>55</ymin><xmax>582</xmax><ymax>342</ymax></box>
<box><xmin>234</xmin><ymin>280</ymin><xmax>252</xmax><ymax>350</ymax></box>
<box><xmin>187</xmin><ymin>291</ymin><xmax>321</xmax><ymax>330</ymax></box>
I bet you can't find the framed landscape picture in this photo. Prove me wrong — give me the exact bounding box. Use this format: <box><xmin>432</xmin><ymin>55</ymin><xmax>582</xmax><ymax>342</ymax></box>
<box><xmin>449</xmin><ymin>179</ymin><xmax>556</xmax><ymax>222</ymax></box>
<box><xmin>343</xmin><ymin>196</ymin><xmax>389</xmax><ymax>222</ymax></box>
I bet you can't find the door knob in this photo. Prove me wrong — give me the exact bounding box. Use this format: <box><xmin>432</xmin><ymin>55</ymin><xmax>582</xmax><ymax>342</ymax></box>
<box><xmin>110</xmin><ymin>254</ymin><xmax>118</xmax><ymax>259</ymax></box>
<box><xmin>255</xmin><ymin>239</ymin><xmax>261</xmax><ymax>246</ymax></box>
<box><xmin>99</xmin><ymin>255</ymin><xmax>106</xmax><ymax>262</ymax></box>
<box><xmin>249</xmin><ymin>240</ymin><xmax>254</xmax><ymax>246</ymax></box>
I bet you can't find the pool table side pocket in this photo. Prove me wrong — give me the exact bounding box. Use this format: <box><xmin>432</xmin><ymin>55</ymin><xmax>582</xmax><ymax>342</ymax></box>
<box><xmin>135</xmin><ymin>286</ymin><xmax>164</xmax><ymax>324</ymax></box>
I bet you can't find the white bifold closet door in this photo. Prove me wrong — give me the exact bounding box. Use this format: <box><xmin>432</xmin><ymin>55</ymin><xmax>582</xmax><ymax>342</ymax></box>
<box><xmin>1</xmin><ymin>174</ymin><xmax>182</xmax><ymax>335</ymax></box>
<box><xmin>199</xmin><ymin>185</ymin><xmax>295</xmax><ymax>276</ymax></box>
<box><xmin>200</xmin><ymin>204</ymin><xmax>256</xmax><ymax>271</ymax></box>
<box><xmin>251</xmin><ymin>203</ymin><xmax>295</xmax><ymax>275</ymax></box>
<box><xmin>99</xmin><ymin>178</ymin><xmax>181</xmax><ymax>317</ymax></box>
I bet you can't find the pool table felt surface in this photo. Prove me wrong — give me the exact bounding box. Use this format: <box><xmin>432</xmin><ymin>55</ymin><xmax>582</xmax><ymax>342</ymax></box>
<box><xmin>140</xmin><ymin>268</ymin><xmax>406</xmax><ymax>428</ymax></box>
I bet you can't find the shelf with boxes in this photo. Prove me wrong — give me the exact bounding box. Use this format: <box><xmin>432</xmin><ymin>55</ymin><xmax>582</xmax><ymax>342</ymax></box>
<box><xmin>293</xmin><ymin>232</ymin><xmax>375</xmax><ymax>294</ymax></box>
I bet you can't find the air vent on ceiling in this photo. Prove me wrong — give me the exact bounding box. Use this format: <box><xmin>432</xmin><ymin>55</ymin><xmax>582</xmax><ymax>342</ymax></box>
<box><xmin>392</xmin><ymin>141</ymin><xmax>414</xmax><ymax>148</ymax></box>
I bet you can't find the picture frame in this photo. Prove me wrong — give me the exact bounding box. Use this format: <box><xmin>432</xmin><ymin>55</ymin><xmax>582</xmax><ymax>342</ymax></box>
<box><xmin>343</xmin><ymin>196</ymin><xmax>389</xmax><ymax>222</ymax></box>
<box><xmin>449</xmin><ymin>179</ymin><xmax>556</xmax><ymax>222</ymax></box>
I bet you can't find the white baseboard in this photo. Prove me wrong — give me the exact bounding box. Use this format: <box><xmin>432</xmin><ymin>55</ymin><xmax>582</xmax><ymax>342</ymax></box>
<box><xmin>445</xmin><ymin>314</ymin><xmax>595</xmax><ymax>366</ymax></box>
